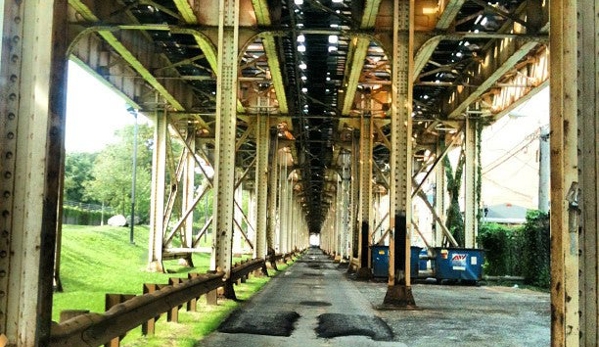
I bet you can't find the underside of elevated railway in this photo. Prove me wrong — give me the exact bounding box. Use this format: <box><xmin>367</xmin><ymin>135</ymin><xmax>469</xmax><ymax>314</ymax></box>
<box><xmin>0</xmin><ymin>0</ymin><xmax>598</xmax><ymax>346</ymax></box>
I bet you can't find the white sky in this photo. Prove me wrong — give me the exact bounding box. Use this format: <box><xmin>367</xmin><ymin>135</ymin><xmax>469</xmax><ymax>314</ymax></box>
<box><xmin>65</xmin><ymin>61</ymin><xmax>137</xmax><ymax>153</ymax></box>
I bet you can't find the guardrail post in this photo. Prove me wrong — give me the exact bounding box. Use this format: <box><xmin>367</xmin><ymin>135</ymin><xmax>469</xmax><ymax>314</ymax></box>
<box><xmin>168</xmin><ymin>278</ymin><xmax>186</xmax><ymax>322</ymax></box>
<box><xmin>105</xmin><ymin>294</ymin><xmax>136</xmax><ymax>347</ymax></box>
<box><xmin>206</xmin><ymin>289</ymin><xmax>218</xmax><ymax>305</ymax></box>
<box><xmin>141</xmin><ymin>284</ymin><xmax>166</xmax><ymax>335</ymax></box>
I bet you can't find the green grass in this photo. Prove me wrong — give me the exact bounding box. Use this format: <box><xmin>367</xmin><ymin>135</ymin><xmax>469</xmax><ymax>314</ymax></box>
<box><xmin>54</xmin><ymin>224</ymin><xmax>287</xmax><ymax>346</ymax></box>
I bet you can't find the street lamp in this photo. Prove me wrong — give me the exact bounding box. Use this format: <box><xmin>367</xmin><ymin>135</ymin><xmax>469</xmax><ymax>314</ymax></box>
<box><xmin>127</xmin><ymin>107</ymin><xmax>138</xmax><ymax>244</ymax></box>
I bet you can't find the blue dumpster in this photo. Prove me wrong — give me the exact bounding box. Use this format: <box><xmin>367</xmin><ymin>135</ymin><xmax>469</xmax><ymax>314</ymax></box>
<box><xmin>371</xmin><ymin>245</ymin><xmax>389</xmax><ymax>278</ymax></box>
<box><xmin>410</xmin><ymin>246</ymin><xmax>422</xmax><ymax>278</ymax></box>
<box><xmin>434</xmin><ymin>247</ymin><xmax>484</xmax><ymax>281</ymax></box>
<box><xmin>371</xmin><ymin>245</ymin><xmax>421</xmax><ymax>278</ymax></box>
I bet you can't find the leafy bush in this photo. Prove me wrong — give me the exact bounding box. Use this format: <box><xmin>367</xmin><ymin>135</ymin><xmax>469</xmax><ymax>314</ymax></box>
<box><xmin>478</xmin><ymin>222</ymin><xmax>523</xmax><ymax>276</ymax></box>
<box><xmin>520</xmin><ymin>210</ymin><xmax>550</xmax><ymax>287</ymax></box>
<box><xmin>478</xmin><ymin>210</ymin><xmax>550</xmax><ymax>288</ymax></box>
<box><xmin>63</xmin><ymin>204</ymin><xmax>106</xmax><ymax>225</ymax></box>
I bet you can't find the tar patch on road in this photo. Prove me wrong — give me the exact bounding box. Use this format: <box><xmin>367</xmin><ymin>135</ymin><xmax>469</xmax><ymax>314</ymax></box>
<box><xmin>316</xmin><ymin>313</ymin><xmax>394</xmax><ymax>341</ymax></box>
<box><xmin>218</xmin><ymin>311</ymin><xmax>300</xmax><ymax>337</ymax></box>
<box><xmin>300</xmin><ymin>300</ymin><xmax>332</xmax><ymax>307</ymax></box>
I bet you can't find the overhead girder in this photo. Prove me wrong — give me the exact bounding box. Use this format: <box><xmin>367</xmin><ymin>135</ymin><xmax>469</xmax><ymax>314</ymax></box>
<box><xmin>66</xmin><ymin>0</ymin><xmax>554</xmax><ymax>240</ymax></box>
<box><xmin>340</xmin><ymin>0</ymin><xmax>383</xmax><ymax>115</ymax></box>
<box><xmin>69</xmin><ymin>1</ymin><xmax>204</xmax><ymax>112</ymax></box>
<box><xmin>444</xmin><ymin>39</ymin><xmax>540</xmax><ymax>118</ymax></box>
<box><xmin>251</xmin><ymin>0</ymin><xmax>289</xmax><ymax>115</ymax></box>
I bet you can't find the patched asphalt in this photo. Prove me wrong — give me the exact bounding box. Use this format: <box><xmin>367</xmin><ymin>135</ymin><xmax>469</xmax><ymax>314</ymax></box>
<box><xmin>316</xmin><ymin>313</ymin><xmax>393</xmax><ymax>341</ymax></box>
<box><xmin>218</xmin><ymin>311</ymin><xmax>300</xmax><ymax>336</ymax></box>
<box><xmin>197</xmin><ymin>248</ymin><xmax>550</xmax><ymax>347</ymax></box>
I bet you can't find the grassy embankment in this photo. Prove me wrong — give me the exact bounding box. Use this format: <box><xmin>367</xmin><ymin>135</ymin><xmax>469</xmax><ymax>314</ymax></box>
<box><xmin>54</xmin><ymin>224</ymin><xmax>286</xmax><ymax>347</ymax></box>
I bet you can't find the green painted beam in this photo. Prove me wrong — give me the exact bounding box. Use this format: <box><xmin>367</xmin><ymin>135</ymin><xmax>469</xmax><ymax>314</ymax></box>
<box><xmin>173</xmin><ymin>0</ymin><xmax>197</xmax><ymax>25</ymax></box>
<box><xmin>340</xmin><ymin>0</ymin><xmax>383</xmax><ymax>115</ymax></box>
<box><xmin>251</xmin><ymin>1</ymin><xmax>288</xmax><ymax>115</ymax></box>
<box><xmin>262</xmin><ymin>33</ymin><xmax>288</xmax><ymax>114</ymax></box>
<box><xmin>341</xmin><ymin>37</ymin><xmax>370</xmax><ymax>115</ymax></box>
<box><xmin>447</xmin><ymin>41</ymin><xmax>538</xmax><ymax>118</ymax></box>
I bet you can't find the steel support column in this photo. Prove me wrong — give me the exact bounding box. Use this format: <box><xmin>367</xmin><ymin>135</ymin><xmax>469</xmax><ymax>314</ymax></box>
<box><xmin>212</xmin><ymin>0</ymin><xmax>239</xmax><ymax>282</ymax></box>
<box><xmin>341</xmin><ymin>163</ymin><xmax>351</xmax><ymax>259</ymax></box>
<box><xmin>464</xmin><ymin>117</ymin><xmax>479</xmax><ymax>248</ymax></box>
<box><xmin>0</xmin><ymin>1</ymin><xmax>68</xmax><ymax>344</ymax></box>
<box><xmin>267</xmin><ymin>129</ymin><xmax>279</xmax><ymax>255</ymax></box>
<box><xmin>350</xmin><ymin>132</ymin><xmax>360</xmax><ymax>261</ymax></box>
<box><xmin>286</xmin><ymin>175</ymin><xmax>294</xmax><ymax>253</ymax></box>
<box><xmin>579</xmin><ymin>50</ymin><xmax>597</xmax><ymax>344</ymax></box>
<box><xmin>549</xmin><ymin>0</ymin><xmax>579</xmax><ymax>344</ymax></box>
<box><xmin>570</xmin><ymin>0</ymin><xmax>599</xmax><ymax>344</ymax></box>
<box><xmin>254</xmin><ymin>115</ymin><xmax>269</xmax><ymax>259</ymax></box>
<box><xmin>335</xmin><ymin>178</ymin><xmax>343</xmax><ymax>260</ymax></box>
<box><xmin>278</xmin><ymin>151</ymin><xmax>289</xmax><ymax>254</ymax></box>
<box><xmin>148</xmin><ymin>110</ymin><xmax>168</xmax><ymax>272</ymax></box>
<box><xmin>435</xmin><ymin>141</ymin><xmax>446</xmax><ymax>247</ymax></box>
<box><xmin>181</xmin><ymin>126</ymin><xmax>196</xmax><ymax>265</ymax></box>
<box><xmin>357</xmin><ymin>114</ymin><xmax>373</xmax><ymax>277</ymax></box>
<box><xmin>384</xmin><ymin>0</ymin><xmax>415</xmax><ymax>307</ymax></box>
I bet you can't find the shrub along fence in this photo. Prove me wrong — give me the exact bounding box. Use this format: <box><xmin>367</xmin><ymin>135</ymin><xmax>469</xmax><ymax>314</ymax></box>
<box><xmin>478</xmin><ymin>210</ymin><xmax>550</xmax><ymax>288</ymax></box>
<box><xmin>63</xmin><ymin>201</ymin><xmax>113</xmax><ymax>226</ymax></box>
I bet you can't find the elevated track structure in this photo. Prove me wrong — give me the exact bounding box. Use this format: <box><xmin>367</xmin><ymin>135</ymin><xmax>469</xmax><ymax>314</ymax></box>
<box><xmin>0</xmin><ymin>0</ymin><xmax>595</xmax><ymax>346</ymax></box>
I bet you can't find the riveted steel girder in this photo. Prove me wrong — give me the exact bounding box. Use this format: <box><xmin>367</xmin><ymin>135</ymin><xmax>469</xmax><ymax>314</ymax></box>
<box><xmin>384</xmin><ymin>0</ymin><xmax>415</xmax><ymax>307</ymax></box>
<box><xmin>549</xmin><ymin>0</ymin><xmax>579</xmax><ymax>345</ymax></box>
<box><xmin>0</xmin><ymin>1</ymin><xmax>69</xmax><ymax>344</ymax></box>
<box><xmin>148</xmin><ymin>110</ymin><xmax>168</xmax><ymax>272</ymax></box>
<box><xmin>578</xmin><ymin>0</ymin><xmax>599</xmax><ymax>344</ymax></box>
<box><xmin>68</xmin><ymin>0</ymin><xmax>216</xmax><ymax>129</ymax></box>
<box><xmin>358</xmin><ymin>115</ymin><xmax>373</xmax><ymax>269</ymax></box>
<box><xmin>213</xmin><ymin>0</ymin><xmax>240</xmax><ymax>278</ymax></box>
<box><xmin>445</xmin><ymin>39</ymin><xmax>539</xmax><ymax>118</ymax></box>
<box><xmin>463</xmin><ymin>117</ymin><xmax>479</xmax><ymax>248</ymax></box>
<box><xmin>251</xmin><ymin>0</ymin><xmax>288</xmax><ymax>114</ymax></box>
<box><xmin>436</xmin><ymin>0</ymin><xmax>465</xmax><ymax>30</ymax></box>
<box><xmin>254</xmin><ymin>115</ymin><xmax>270</xmax><ymax>258</ymax></box>
<box><xmin>340</xmin><ymin>0</ymin><xmax>383</xmax><ymax>115</ymax></box>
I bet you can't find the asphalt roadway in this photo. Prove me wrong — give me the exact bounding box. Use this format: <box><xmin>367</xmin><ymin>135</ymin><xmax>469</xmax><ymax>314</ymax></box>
<box><xmin>197</xmin><ymin>248</ymin><xmax>550</xmax><ymax>347</ymax></box>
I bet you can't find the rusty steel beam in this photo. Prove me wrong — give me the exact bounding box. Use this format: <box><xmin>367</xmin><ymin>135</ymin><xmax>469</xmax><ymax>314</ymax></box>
<box><xmin>340</xmin><ymin>0</ymin><xmax>383</xmax><ymax>115</ymax></box>
<box><xmin>549</xmin><ymin>0</ymin><xmax>580</xmax><ymax>344</ymax></box>
<box><xmin>68</xmin><ymin>0</ymin><xmax>214</xmax><ymax>129</ymax></box>
<box><xmin>251</xmin><ymin>0</ymin><xmax>289</xmax><ymax>114</ymax></box>
<box><xmin>436</xmin><ymin>0</ymin><xmax>465</xmax><ymax>30</ymax></box>
<box><xmin>486</xmin><ymin>46</ymin><xmax>549</xmax><ymax>120</ymax></box>
<box><xmin>0</xmin><ymin>1</ymin><xmax>70</xmax><ymax>345</ymax></box>
<box><xmin>445</xmin><ymin>39</ymin><xmax>539</xmax><ymax>118</ymax></box>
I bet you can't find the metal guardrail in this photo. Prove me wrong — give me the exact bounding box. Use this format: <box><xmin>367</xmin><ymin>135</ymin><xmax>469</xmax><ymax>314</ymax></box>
<box><xmin>49</xmin><ymin>258</ymin><xmax>270</xmax><ymax>347</ymax></box>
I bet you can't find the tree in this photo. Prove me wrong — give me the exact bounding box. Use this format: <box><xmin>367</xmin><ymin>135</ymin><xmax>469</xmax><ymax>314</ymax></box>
<box><xmin>85</xmin><ymin>123</ymin><xmax>154</xmax><ymax>223</ymax></box>
<box><xmin>63</xmin><ymin>152</ymin><xmax>97</xmax><ymax>203</ymax></box>
<box><xmin>443</xmin><ymin>146</ymin><xmax>466</xmax><ymax>246</ymax></box>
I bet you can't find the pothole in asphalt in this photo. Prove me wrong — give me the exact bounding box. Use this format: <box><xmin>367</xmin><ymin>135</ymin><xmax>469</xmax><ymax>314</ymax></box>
<box><xmin>218</xmin><ymin>311</ymin><xmax>300</xmax><ymax>337</ymax></box>
<box><xmin>316</xmin><ymin>313</ymin><xmax>394</xmax><ymax>341</ymax></box>
<box><xmin>300</xmin><ymin>301</ymin><xmax>332</xmax><ymax>307</ymax></box>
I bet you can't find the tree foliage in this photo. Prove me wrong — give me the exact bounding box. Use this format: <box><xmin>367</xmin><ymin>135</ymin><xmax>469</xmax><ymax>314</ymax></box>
<box><xmin>84</xmin><ymin>123</ymin><xmax>154</xmax><ymax>222</ymax></box>
<box><xmin>478</xmin><ymin>222</ymin><xmax>523</xmax><ymax>276</ymax></box>
<box><xmin>478</xmin><ymin>210</ymin><xmax>550</xmax><ymax>288</ymax></box>
<box><xmin>443</xmin><ymin>147</ymin><xmax>466</xmax><ymax>246</ymax></box>
<box><xmin>64</xmin><ymin>152</ymin><xmax>97</xmax><ymax>203</ymax></box>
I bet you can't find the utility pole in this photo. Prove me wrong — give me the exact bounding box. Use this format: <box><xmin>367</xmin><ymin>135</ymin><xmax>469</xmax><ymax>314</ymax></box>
<box><xmin>538</xmin><ymin>125</ymin><xmax>549</xmax><ymax>212</ymax></box>
<box><xmin>129</xmin><ymin>108</ymin><xmax>138</xmax><ymax>244</ymax></box>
